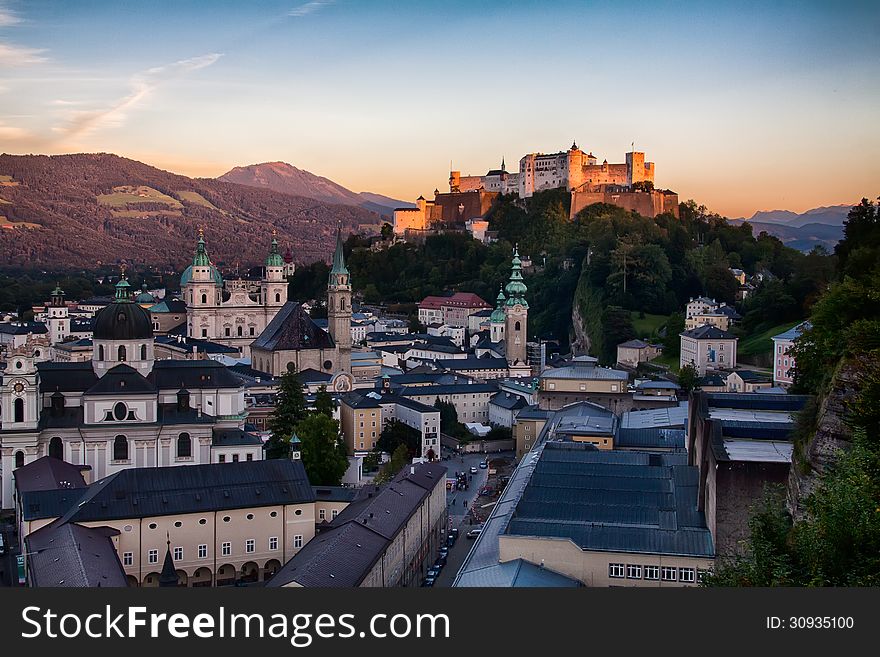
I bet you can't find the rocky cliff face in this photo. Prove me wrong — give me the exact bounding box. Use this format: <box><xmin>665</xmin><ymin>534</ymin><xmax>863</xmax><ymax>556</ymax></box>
<box><xmin>570</xmin><ymin>296</ymin><xmax>592</xmax><ymax>355</ymax></box>
<box><xmin>786</xmin><ymin>359</ymin><xmax>860</xmax><ymax>518</ymax></box>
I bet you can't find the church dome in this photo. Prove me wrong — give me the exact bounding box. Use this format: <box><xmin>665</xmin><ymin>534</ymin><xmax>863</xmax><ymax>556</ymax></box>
<box><xmin>134</xmin><ymin>283</ymin><xmax>156</xmax><ymax>304</ymax></box>
<box><xmin>93</xmin><ymin>280</ymin><xmax>154</xmax><ymax>341</ymax></box>
<box><xmin>181</xmin><ymin>230</ymin><xmax>223</xmax><ymax>286</ymax></box>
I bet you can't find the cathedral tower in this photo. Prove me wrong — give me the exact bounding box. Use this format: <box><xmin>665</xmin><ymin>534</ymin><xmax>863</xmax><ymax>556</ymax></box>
<box><xmin>504</xmin><ymin>246</ymin><xmax>529</xmax><ymax>366</ymax></box>
<box><xmin>262</xmin><ymin>233</ymin><xmax>288</xmax><ymax>307</ymax></box>
<box><xmin>327</xmin><ymin>226</ymin><xmax>352</xmax><ymax>374</ymax></box>
<box><xmin>490</xmin><ymin>287</ymin><xmax>506</xmax><ymax>344</ymax></box>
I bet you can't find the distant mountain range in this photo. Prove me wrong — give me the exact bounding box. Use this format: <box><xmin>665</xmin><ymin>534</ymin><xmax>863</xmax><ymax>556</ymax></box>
<box><xmin>730</xmin><ymin>205</ymin><xmax>852</xmax><ymax>251</ymax></box>
<box><xmin>218</xmin><ymin>162</ymin><xmax>413</xmax><ymax>218</ymax></box>
<box><xmin>0</xmin><ymin>153</ymin><xmax>383</xmax><ymax>270</ymax></box>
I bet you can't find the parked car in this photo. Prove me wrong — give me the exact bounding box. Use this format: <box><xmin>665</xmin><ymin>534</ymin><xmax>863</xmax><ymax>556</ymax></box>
<box><xmin>450</xmin><ymin>528</ymin><xmax>459</xmax><ymax>539</ymax></box>
<box><xmin>446</xmin><ymin>534</ymin><xmax>456</xmax><ymax>547</ymax></box>
<box><xmin>422</xmin><ymin>576</ymin><xmax>436</xmax><ymax>587</ymax></box>
<box><xmin>435</xmin><ymin>555</ymin><xmax>447</xmax><ymax>568</ymax></box>
<box><xmin>470</xmin><ymin>466</ymin><xmax>478</xmax><ymax>474</ymax></box>
<box><xmin>439</xmin><ymin>546</ymin><xmax>449</xmax><ymax>557</ymax></box>
<box><xmin>479</xmin><ymin>461</ymin><xmax>488</xmax><ymax>469</ymax></box>
<box><xmin>0</xmin><ymin>531</ymin><xmax>6</xmax><ymax>555</ymax></box>
<box><xmin>427</xmin><ymin>566</ymin><xmax>441</xmax><ymax>578</ymax></box>
<box><xmin>466</xmin><ymin>528</ymin><xmax>482</xmax><ymax>539</ymax></box>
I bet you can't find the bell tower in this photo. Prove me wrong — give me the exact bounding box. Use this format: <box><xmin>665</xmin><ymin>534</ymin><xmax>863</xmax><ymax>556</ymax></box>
<box><xmin>1</xmin><ymin>348</ymin><xmax>40</xmax><ymax>509</ymax></box>
<box><xmin>504</xmin><ymin>246</ymin><xmax>529</xmax><ymax>366</ymax></box>
<box><xmin>47</xmin><ymin>284</ymin><xmax>70</xmax><ymax>345</ymax></box>
<box><xmin>327</xmin><ymin>225</ymin><xmax>352</xmax><ymax>374</ymax></box>
<box><xmin>262</xmin><ymin>232</ymin><xmax>287</xmax><ymax>308</ymax></box>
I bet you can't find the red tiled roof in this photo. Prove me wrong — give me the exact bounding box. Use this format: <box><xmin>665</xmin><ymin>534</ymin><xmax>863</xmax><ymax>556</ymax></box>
<box><xmin>419</xmin><ymin>292</ymin><xmax>490</xmax><ymax>310</ymax></box>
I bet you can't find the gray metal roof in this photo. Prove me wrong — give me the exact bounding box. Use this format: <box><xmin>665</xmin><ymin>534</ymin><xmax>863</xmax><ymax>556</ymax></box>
<box><xmin>25</xmin><ymin>521</ymin><xmax>128</xmax><ymax>588</ymax></box>
<box><xmin>23</xmin><ymin>459</ymin><xmax>314</xmax><ymax>522</ymax></box>
<box><xmin>620</xmin><ymin>403</ymin><xmax>689</xmax><ymax>429</ymax></box>
<box><xmin>617</xmin><ymin>427</ymin><xmax>686</xmax><ymax>449</ymax></box>
<box><xmin>453</xmin><ymin>558</ymin><xmax>581</xmax><ymax>588</ymax></box>
<box><xmin>541</xmin><ymin>364</ymin><xmax>628</xmax><ymax>381</ymax></box>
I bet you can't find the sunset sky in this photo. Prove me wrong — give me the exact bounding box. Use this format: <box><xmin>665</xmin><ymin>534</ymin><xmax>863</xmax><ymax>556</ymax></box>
<box><xmin>1</xmin><ymin>0</ymin><xmax>878</xmax><ymax>217</ymax></box>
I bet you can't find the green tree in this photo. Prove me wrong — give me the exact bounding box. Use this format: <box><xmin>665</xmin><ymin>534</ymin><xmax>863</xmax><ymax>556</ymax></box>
<box><xmin>296</xmin><ymin>413</ymin><xmax>350</xmax><ymax>486</ymax></box>
<box><xmin>380</xmin><ymin>222</ymin><xmax>393</xmax><ymax>240</ymax></box>
<box><xmin>663</xmin><ymin>312</ymin><xmax>685</xmax><ymax>357</ymax></box>
<box><xmin>314</xmin><ymin>385</ymin><xmax>335</xmax><ymax>418</ymax></box>
<box><xmin>376</xmin><ymin>419</ymin><xmax>421</xmax><ymax>455</ymax></box>
<box><xmin>678</xmin><ymin>363</ymin><xmax>698</xmax><ymax>394</ymax></box>
<box><xmin>601</xmin><ymin>306</ymin><xmax>636</xmax><ymax>364</ymax></box>
<box><xmin>375</xmin><ymin>444</ymin><xmax>410</xmax><ymax>484</ymax></box>
<box><xmin>266</xmin><ymin>370</ymin><xmax>308</xmax><ymax>459</ymax></box>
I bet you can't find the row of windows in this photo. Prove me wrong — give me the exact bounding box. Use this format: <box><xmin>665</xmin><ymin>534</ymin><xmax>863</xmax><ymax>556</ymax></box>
<box><xmin>609</xmin><ymin>563</ymin><xmax>698</xmax><ymax>583</ymax></box>
<box><xmin>224</xmin><ymin>326</ymin><xmax>256</xmax><ymax>337</ymax></box>
<box><xmin>97</xmin><ymin>344</ymin><xmax>148</xmax><ymax>362</ymax></box>
<box><xmin>218</xmin><ymin>453</ymin><xmax>254</xmax><ymax>463</ymax></box>
<box><xmin>317</xmin><ymin>509</ymin><xmax>339</xmax><ymax>521</ymax></box>
<box><xmin>134</xmin><ymin>535</ymin><xmax>299</xmax><ymax>565</ymax></box>
<box><xmin>111</xmin><ymin>433</ymin><xmax>193</xmax><ymax>462</ymax></box>
<box><xmin>145</xmin><ymin>510</ymin><xmax>287</xmax><ymax>531</ymax></box>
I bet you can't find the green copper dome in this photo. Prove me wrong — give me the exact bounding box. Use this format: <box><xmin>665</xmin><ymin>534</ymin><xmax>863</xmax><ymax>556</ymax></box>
<box><xmin>266</xmin><ymin>237</ymin><xmax>285</xmax><ymax>267</ymax></box>
<box><xmin>181</xmin><ymin>231</ymin><xmax>222</xmax><ymax>286</ymax></box>
<box><xmin>490</xmin><ymin>288</ymin><xmax>506</xmax><ymax>323</ymax></box>
<box><xmin>134</xmin><ymin>283</ymin><xmax>156</xmax><ymax>304</ymax></box>
<box><xmin>328</xmin><ymin>225</ymin><xmax>350</xmax><ymax>286</ymax></box>
<box><xmin>504</xmin><ymin>246</ymin><xmax>529</xmax><ymax>308</ymax></box>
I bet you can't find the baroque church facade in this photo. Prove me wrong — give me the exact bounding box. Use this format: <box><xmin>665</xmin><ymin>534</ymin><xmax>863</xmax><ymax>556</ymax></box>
<box><xmin>183</xmin><ymin>231</ymin><xmax>288</xmax><ymax>358</ymax></box>
<box><xmin>250</xmin><ymin>228</ymin><xmax>353</xmax><ymax>391</ymax></box>
<box><xmin>0</xmin><ymin>277</ymin><xmax>260</xmax><ymax>510</ymax></box>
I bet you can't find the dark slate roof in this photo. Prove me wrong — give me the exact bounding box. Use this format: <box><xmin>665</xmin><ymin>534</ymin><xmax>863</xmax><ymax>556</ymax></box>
<box><xmin>93</xmin><ymin>301</ymin><xmax>153</xmax><ymax>340</ymax></box>
<box><xmin>506</xmin><ymin>443</ymin><xmax>713</xmax><ymax>558</ymax></box>
<box><xmin>436</xmin><ymin>356</ymin><xmax>509</xmax><ymax>371</ymax></box>
<box><xmin>13</xmin><ymin>456</ymin><xmax>90</xmax><ymax>494</ymax></box>
<box><xmin>251</xmin><ymin>302</ymin><xmax>334</xmax><ymax>352</ymax></box>
<box><xmin>698</xmin><ymin>373</ymin><xmax>726</xmax><ymax>387</ymax></box>
<box><xmin>36</xmin><ymin>361</ymin><xmax>98</xmax><ymax>392</ymax></box>
<box><xmin>704</xmin><ymin>392</ymin><xmax>810</xmax><ymax>412</ymax></box>
<box><xmin>618</xmin><ymin>339</ymin><xmax>649</xmax><ymax>349</ymax></box>
<box><xmin>148</xmin><ymin>359</ymin><xmax>243</xmax><ymax>390</ymax></box>
<box><xmin>25</xmin><ymin>459</ymin><xmax>314</xmax><ymax>523</ymax></box>
<box><xmin>516</xmin><ymin>405</ymin><xmax>550</xmax><ymax>421</ymax></box>
<box><xmin>227</xmin><ymin>364</ymin><xmax>276</xmax><ymax>384</ymax></box>
<box><xmin>312</xmin><ymin>486</ymin><xmax>359</xmax><ymax>503</ymax></box>
<box><xmin>636</xmin><ymin>380</ymin><xmax>680</xmax><ymax>390</ymax></box>
<box><xmin>266</xmin><ymin>520</ymin><xmax>389</xmax><ymax>587</ymax></box>
<box><xmin>25</xmin><ymin>521</ymin><xmax>128</xmax><ymax>588</ymax></box>
<box><xmin>616</xmin><ymin>428</ymin><xmax>686</xmax><ymax>450</ymax></box>
<box><xmin>0</xmin><ymin>321</ymin><xmax>48</xmax><ymax>335</ymax></box>
<box><xmin>732</xmin><ymin>370</ymin><xmax>770</xmax><ymax>383</ymax></box>
<box><xmin>85</xmin><ymin>364</ymin><xmax>156</xmax><ymax>396</ymax></box>
<box><xmin>680</xmin><ymin>325</ymin><xmax>736</xmax><ymax>340</ymax></box>
<box><xmin>718</xmin><ymin>419</ymin><xmax>794</xmax><ymax>440</ymax></box>
<box><xmin>297</xmin><ymin>368</ymin><xmax>332</xmax><ymax>384</ymax></box>
<box><xmin>399</xmin><ymin>382</ymin><xmax>499</xmax><ymax>397</ymax></box>
<box><xmin>212</xmin><ymin>428</ymin><xmax>264</xmax><ymax>447</ymax></box>
<box><xmin>715</xmin><ymin>305</ymin><xmax>741</xmax><ymax>320</ymax></box>
<box><xmin>268</xmin><ymin>462</ymin><xmax>445</xmax><ymax>587</ymax></box>
<box><xmin>490</xmin><ymin>392</ymin><xmax>529</xmax><ymax>410</ymax></box>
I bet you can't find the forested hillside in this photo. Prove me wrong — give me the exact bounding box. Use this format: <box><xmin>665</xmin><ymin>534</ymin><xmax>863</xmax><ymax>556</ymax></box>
<box><xmin>0</xmin><ymin>153</ymin><xmax>381</xmax><ymax>270</ymax></box>
<box><xmin>707</xmin><ymin>198</ymin><xmax>880</xmax><ymax>586</ymax></box>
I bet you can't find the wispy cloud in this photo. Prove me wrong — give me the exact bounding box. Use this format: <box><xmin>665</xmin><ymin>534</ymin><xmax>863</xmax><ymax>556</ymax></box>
<box><xmin>0</xmin><ymin>42</ymin><xmax>48</xmax><ymax>66</ymax></box>
<box><xmin>53</xmin><ymin>53</ymin><xmax>223</xmax><ymax>143</ymax></box>
<box><xmin>0</xmin><ymin>122</ymin><xmax>30</xmax><ymax>139</ymax></box>
<box><xmin>0</xmin><ymin>2</ymin><xmax>22</xmax><ymax>27</ymax></box>
<box><xmin>289</xmin><ymin>1</ymin><xmax>333</xmax><ymax>18</ymax></box>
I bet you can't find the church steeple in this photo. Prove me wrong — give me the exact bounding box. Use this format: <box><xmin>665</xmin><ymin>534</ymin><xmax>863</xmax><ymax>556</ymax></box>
<box><xmin>192</xmin><ymin>228</ymin><xmax>211</xmax><ymax>267</ymax></box>
<box><xmin>329</xmin><ymin>224</ymin><xmax>349</xmax><ymax>283</ymax></box>
<box><xmin>159</xmin><ymin>534</ymin><xmax>178</xmax><ymax>587</ymax></box>
<box><xmin>504</xmin><ymin>246</ymin><xmax>529</xmax><ymax>366</ymax></box>
<box><xmin>114</xmin><ymin>268</ymin><xmax>132</xmax><ymax>302</ymax></box>
<box><xmin>266</xmin><ymin>231</ymin><xmax>284</xmax><ymax>268</ymax></box>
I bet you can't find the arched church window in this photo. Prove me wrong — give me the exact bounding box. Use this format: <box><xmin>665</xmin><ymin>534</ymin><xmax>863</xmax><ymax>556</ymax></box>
<box><xmin>275</xmin><ymin>292</ymin><xmax>280</xmax><ymax>303</ymax></box>
<box><xmin>238</xmin><ymin>325</ymin><xmax>243</xmax><ymax>337</ymax></box>
<box><xmin>113</xmin><ymin>435</ymin><xmax>129</xmax><ymax>461</ymax></box>
<box><xmin>177</xmin><ymin>432</ymin><xmax>192</xmax><ymax>458</ymax></box>
<box><xmin>98</xmin><ymin>344</ymin><xmax>105</xmax><ymax>360</ymax></box>
<box><xmin>201</xmin><ymin>294</ymin><xmax>207</xmax><ymax>304</ymax></box>
<box><xmin>14</xmin><ymin>451</ymin><xmax>24</xmax><ymax>468</ymax></box>
<box><xmin>49</xmin><ymin>436</ymin><xmax>63</xmax><ymax>460</ymax></box>
<box><xmin>341</xmin><ymin>298</ymin><xmax>346</xmax><ymax>310</ymax></box>
<box><xmin>118</xmin><ymin>345</ymin><xmax>126</xmax><ymax>361</ymax></box>
<box><xmin>13</xmin><ymin>398</ymin><xmax>24</xmax><ymax>423</ymax></box>
<box><xmin>140</xmin><ymin>344</ymin><xmax>147</xmax><ymax>360</ymax></box>
<box><xmin>515</xmin><ymin>321</ymin><xmax>521</xmax><ymax>331</ymax></box>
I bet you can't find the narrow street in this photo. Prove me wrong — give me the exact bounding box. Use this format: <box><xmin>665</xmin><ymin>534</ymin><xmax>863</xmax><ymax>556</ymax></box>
<box><xmin>433</xmin><ymin>450</ymin><xmax>509</xmax><ymax>587</ymax></box>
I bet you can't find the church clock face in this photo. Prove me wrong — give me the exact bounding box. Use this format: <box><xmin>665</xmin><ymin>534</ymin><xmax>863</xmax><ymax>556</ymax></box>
<box><xmin>12</xmin><ymin>380</ymin><xmax>26</xmax><ymax>396</ymax></box>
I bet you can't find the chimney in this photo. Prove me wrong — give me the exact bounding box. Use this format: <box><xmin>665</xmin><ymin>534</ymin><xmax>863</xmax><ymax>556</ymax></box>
<box><xmin>410</xmin><ymin>465</ymin><xmax>415</xmax><ymax>475</ymax></box>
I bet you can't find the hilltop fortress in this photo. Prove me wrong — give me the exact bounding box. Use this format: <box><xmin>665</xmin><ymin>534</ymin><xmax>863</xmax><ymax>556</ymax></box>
<box><xmin>394</xmin><ymin>142</ymin><xmax>678</xmax><ymax>237</ymax></box>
